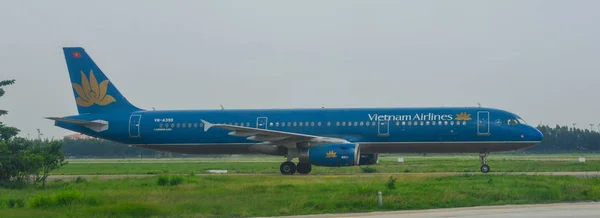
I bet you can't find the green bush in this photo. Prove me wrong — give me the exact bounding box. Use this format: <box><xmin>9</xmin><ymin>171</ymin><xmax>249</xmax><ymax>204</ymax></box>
<box><xmin>386</xmin><ymin>176</ymin><xmax>396</xmax><ymax>190</ymax></box>
<box><xmin>74</xmin><ymin>176</ymin><xmax>87</xmax><ymax>184</ymax></box>
<box><xmin>360</xmin><ymin>166</ymin><xmax>377</xmax><ymax>173</ymax></box>
<box><xmin>3</xmin><ymin>198</ymin><xmax>25</xmax><ymax>208</ymax></box>
<box><xmin>169</xmin><ymin>176</ymin><xmax>184</xmax><ymax>186</ymax></box>
<box><xmin>157</xmin><ymin>175</ymin><xmax>184</xmax><ymax>186</ymax></box>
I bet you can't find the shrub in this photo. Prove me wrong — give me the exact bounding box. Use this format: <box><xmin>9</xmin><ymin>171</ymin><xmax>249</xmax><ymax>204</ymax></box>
<box><xmin>74</xmin><ymin>176</ymin><xmax>87</xmax><ymax>184</ymax></box>
<box><xmin>4</xmin><ymin>198</ymin><xmax>25</xmax><ymax>208</ymax></box>
<box><xmin>157</xmin><ymin>175</ymin><xmax>169</xmax><ymax>186</ymax></box>
<box><xmin>386</xmin><ymin>176</ymin><xmax>396</xmax><ymax>190</ymax></box>
<box><xmin>361</xmin><ymin>166</ymin><xmax>377</xmax><ymax>173</ymax></box>
<box><xmin>169</xmin><ymin>176</ymin><xmax>184</xmax><ymax>186</ymax></box>
<box><xmin>157</xmin><ymin>175</ymin><xmax>184</xmax><ymax>186</ymax></box>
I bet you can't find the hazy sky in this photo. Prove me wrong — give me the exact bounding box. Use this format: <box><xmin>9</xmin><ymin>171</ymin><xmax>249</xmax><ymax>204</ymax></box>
<box><xmin>1</xmin><ymin>0</ymin><xmax>599</xmax><ymax>138</ymax></box>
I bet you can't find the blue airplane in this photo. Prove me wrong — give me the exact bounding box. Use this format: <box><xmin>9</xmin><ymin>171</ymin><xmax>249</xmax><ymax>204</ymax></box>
<box><xmin>47</xmin><ymin>47</ymin><xmax>543</xmax><ymax>175</ymax></box>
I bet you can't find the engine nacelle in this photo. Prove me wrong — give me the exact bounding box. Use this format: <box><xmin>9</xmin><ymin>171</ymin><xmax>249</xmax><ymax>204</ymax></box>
<box><xmin>358</xmin><ymin>153</ymin><xmax>379</xmax><ymax>165</ymax></box>
<box><xmin>308</xmin><ymin>143</ymin><xmax>360</xmax><ymax>167</ymax></box>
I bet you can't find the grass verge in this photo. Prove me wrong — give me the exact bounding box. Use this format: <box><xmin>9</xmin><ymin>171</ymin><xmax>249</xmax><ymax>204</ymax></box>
<box><xmin>1</xmin><ymin>173</ymin><xmax>599</xmax><ymax>217</ymax></box>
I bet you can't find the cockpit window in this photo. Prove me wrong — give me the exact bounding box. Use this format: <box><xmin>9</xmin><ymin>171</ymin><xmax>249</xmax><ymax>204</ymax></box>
<box><xmin>506</xmin><ymin>118</ymin><xmax>523</xmax><ymax>125</ymax></box>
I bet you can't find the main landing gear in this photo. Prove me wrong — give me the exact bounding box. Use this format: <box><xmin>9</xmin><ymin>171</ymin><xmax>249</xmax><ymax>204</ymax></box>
<box><xmin>480</xmin><ymin>152</ymin><xmax>490</xmax><ymax>173</ymax></box>
<box><xmin>279</xmin><ymin>162</ymin><xmax>312</xmax><ymax>175</ymax></box>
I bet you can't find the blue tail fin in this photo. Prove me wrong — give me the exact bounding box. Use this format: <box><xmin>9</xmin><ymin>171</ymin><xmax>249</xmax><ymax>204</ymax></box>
<box><xmin>63</xmin><ymin>47</ymin><xmax>142</xmax><ymax>114</ymax></box>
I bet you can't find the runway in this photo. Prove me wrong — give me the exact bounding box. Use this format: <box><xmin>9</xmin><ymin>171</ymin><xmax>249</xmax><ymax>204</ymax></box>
<box><xmin>47</xmin><ymin>171</ymin><xmax>600</xmax><ymax>181</ymax></box>
<box><xmin>274</xmin><ymin>202</ymin><xmax>600</xmax><ymax>218</ymax></box>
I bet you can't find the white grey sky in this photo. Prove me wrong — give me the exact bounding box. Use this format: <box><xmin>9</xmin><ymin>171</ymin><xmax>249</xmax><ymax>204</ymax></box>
<box><xmin>1</xmin><ymin>0</ymin><xmax>599</xmax><ymax>138</ymax></box>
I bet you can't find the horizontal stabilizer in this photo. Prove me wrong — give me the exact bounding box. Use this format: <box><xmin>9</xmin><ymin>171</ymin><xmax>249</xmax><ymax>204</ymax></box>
<box><xmin>46</xmin><ymin>117</ymin><xmax>108</xmax><ymax>132</ymax></box>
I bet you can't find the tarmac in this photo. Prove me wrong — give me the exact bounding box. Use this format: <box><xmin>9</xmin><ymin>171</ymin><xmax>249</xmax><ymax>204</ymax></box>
<box><xmin>271</xmin><ymin>202</ymin><xmax>600</xmax><ymax>218</ymax></box>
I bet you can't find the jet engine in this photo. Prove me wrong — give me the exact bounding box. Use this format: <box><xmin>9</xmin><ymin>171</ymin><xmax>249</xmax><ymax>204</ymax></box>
<box><xmin>358</xmin><ymin>153</ymin><xmax>379</xmax><ymax>165</ymax></box>
<box><xmin>307</xmin><ymin>143</ymin><xmax>360</xmax><ymax>167</ymax></box>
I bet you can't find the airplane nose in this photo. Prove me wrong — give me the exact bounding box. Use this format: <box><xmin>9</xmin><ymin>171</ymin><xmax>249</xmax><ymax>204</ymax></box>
<box><xmin>528</xmin><ymin>127</ymin><xmax>543</xmax><ymax>141</ymax></box>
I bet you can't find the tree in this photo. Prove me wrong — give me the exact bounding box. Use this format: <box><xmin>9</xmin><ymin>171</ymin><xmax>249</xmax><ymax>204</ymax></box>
<box><xmin>0</xmin><ymin>80</ymin><xmax>67</xmax><ymax>188</ymax></box>
<box><xmin>0</xmin><ymin>79</ymin><xmax>19</xmax><ymax>140</ymax></box>
<box><xmin>34</xmin><ymin>140</ymin><xmax>67</xmax><ymax>187</ymax></box>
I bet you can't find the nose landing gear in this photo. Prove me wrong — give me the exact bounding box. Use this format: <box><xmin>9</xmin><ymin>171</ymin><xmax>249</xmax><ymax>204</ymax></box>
<box><xmin>480</xmin><ymin>152</ymin><xmax>490</xmax><ymax>173</ymax></box>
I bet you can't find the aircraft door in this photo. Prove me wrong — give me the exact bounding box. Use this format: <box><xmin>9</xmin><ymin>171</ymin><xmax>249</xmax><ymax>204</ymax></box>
<box><xmin>129</xmin><ymin>114</ymin><xmax>142</xmax><ymax>138</ymax></box>
<box><xmin>378</xmin><ymin>120</ymin><xmax>390</xmax><ymax>136</ymax></box>
<box><xmin>256</xmin><ymin>117</ymin><xmax>268</xmax><ymax>129</ymax></box>
<box><xmin>477</xmin><ymin>111</ymin><xmax>490</xmax><ymax>135</ymax></box>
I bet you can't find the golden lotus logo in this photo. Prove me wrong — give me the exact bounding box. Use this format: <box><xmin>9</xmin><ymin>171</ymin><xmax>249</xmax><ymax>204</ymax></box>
<box><xmin>72</xmin><ymin>70</ymin><xmax>116</xmax><ymax>107</ymax></box>
<box><xmin>325</xmin><ymin>150</ymin><xmax>337</xmax><ymax>158</ymax></box>
<box><xmin>455</xmin><ymin>112</ymin><xmax>472</xmax><ymax>121</ymax></box>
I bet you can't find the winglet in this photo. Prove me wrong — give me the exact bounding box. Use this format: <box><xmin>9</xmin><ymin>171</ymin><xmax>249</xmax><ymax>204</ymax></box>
<box><xmin>201</xmin><ymin>120</ymin><xmax>213</xmax><ymax>132</ymax></box>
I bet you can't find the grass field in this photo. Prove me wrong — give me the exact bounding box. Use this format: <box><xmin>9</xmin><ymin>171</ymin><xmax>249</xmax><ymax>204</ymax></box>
<box><xmin>2</xmin><ymin>155</ymin><xmax>600</xmax><ymax>217</ymax></box>
<box><xmin>52</xmin><ymin>155</ymin><xmax>600</xmax><ymax>175</ymax></box>
<box><xmin>1</xmin><ymin>174</ymin><xmax>599</xmax><ymax>217</ymax></box>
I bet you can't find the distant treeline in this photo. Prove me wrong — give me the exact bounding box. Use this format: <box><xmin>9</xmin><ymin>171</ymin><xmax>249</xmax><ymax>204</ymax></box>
<box><xmin>527</xmin><ymin>125</ymin><xmax>600</xmax><ymax>153</ymax></box>
<box><xmin>59</xmin><ymin>125</ymin><xmax>600</xmax><ymax>158</ymax></box>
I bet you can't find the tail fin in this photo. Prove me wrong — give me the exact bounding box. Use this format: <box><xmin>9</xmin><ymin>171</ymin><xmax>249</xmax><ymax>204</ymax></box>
<box><xmin>63</xmin><ymin>47</ymin><xmax>142</xmax><ymax>114</ymax></box>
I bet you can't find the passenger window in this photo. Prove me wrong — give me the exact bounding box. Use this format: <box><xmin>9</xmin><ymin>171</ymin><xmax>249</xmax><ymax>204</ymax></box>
<box><xmin>360</xmin><ymin>121</ymin><xmax>364</xmax><ymax>126</ymax></box>
<box><xmin>159</xmin><ymin>123</ymin><xmax>163</xmax><ymax>128</ymax></box>
<box><xmin>426</xmin><ymin>121</ymin><xmax>430</xmax><ymax>126</ymax></box>
<box><xmin>342</xmin><ymin>122</ymin><xmax>346</xmax><ymax>126</ymax></box>
<box><xmin>276</xmin><ymin>122</ymin><xmax>280</xmax><ymax>127</ymax></box>
<box><xmin>366</xmin><ymin>122</ymin><xmax>370</xmax><ymax>126</ymax></box>
<box><xmin>327</xmin><ymin>121</ymin><xmax>331</xmax><ymax>126</ymax></box>
<box><xmin>299</xmin><ymin>122</ymin><xmax>303</xmax><ymax>127</ymax></box>
<box><xmin>176</xmin><ymin>123</ymin><xmax>181</xmax><ymax>128</ymax></box>
<box><xmin>372</xmin><ymin>122</ymin><xmax>376</xmax><ymax>126</ymax></box>
<box><xmin>444</xmin><ymin>121</ymin><xmax>448</xmax><ymax>125</ymax></box>
<box><xmin>318</xmin><ymin>122</ymin><xmax>322</xmax><ymax>126</ymax></box>
<box><xmin>311</xmin><ymin>122</ymin><xmax>315</xmax><ymax>127</ymax></box>
<box><xmin>402</xmin><ymin>121</ymin><xmax>406</xmax><ymax>126</ymax></box>
<box><xmin>305</xmin><ymin>122</ymin><xmax>309</xmax><ymax>126</ymax></box>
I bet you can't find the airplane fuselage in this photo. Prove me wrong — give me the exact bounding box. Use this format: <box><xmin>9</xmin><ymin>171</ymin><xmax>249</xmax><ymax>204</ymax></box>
<box><xmin>57</xmin><ymin>107</ymin><xmax>542</xmax><ymax>155</ymax></box>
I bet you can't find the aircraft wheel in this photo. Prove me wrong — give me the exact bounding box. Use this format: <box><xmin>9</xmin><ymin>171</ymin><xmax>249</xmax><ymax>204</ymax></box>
<box><xmin>480</xmin><ymin>164</ymin><xmax>491</xmax><ymax>173</ymax></box>
<box><xmin>296</xmin><ymin>163</ymin><xmax>312</xmax><ymax>174</ymax></box>
<box><xmin>280</xmin><ymin>161</ymin><xmax>296</xmax><ymax>175</ymax></box>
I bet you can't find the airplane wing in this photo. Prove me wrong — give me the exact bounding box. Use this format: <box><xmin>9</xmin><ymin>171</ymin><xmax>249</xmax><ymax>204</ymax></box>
<box><xmin>201</xmin><ymin>120</ymin><xmax>348</xmax><ymax>147</ymax></box>
<box><xmin>46</xmin><ymin>117</ymin><xmax>108</xmax><ymax>132</ymax></box>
